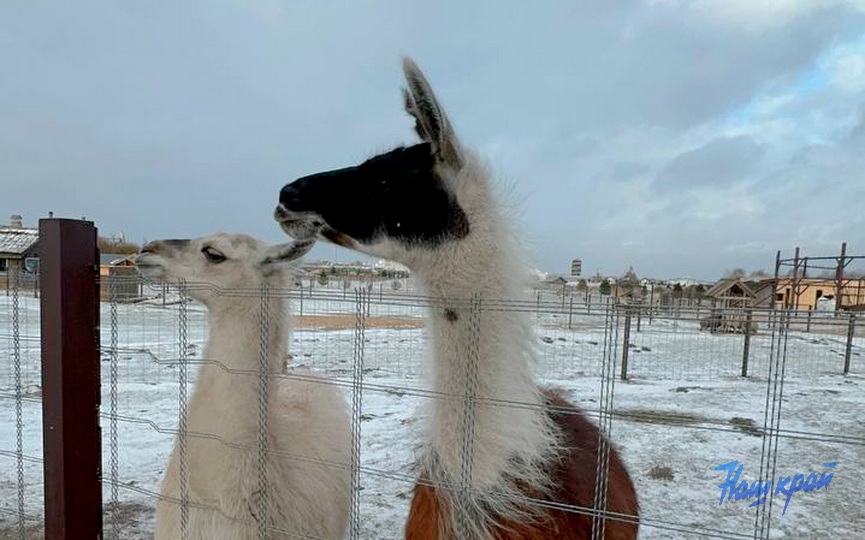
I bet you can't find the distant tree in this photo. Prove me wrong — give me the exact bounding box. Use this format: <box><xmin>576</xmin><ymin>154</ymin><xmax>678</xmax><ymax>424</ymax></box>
<box><xmin>98</xmin><ymin>236</ymin><xmax>140</xmax><ymax>255</ymax></box>
<box><xmin>317</xmin><ymin>271</ymin><xmax>328</xmax><ymax>286</ymax></box>
<box><xmin>599</xmin><ymin>279</ymin><xmax>611</xmax><ymax>296</ymax></box>
<box><xmin>684</xmin><ymin>284</ymin><xmax>706</xmax><ymax>299</ymax></box>
<box><xmin>724</xmin><ymin>268</ymin><xmax>746</xmax><ymax>279</ymax></box>
<box><xmin>391</xmin><ymin>280</ymin><xmax>403</xmax><ymax>291</ymax></box>
<box><xmin>672</xmin><ymin>283</ymin><xmax>684</xmax><ymax>298</ymax></box>
<box><xmin>576</xmin><ymin>279</ymin><xmax>588</xmax><ymax>292</ymax></box>
<box><xmin>750</xmin><ymin>269</ymin><xmax>771</xmax><ymax>279</ymax></box>
<box><xmin>621</xmin><ymin>266</ymin><xmax>638</xmax><ymax>282</ymax></box>
<box><xmin>618</xmin><ymin>267</ymin><xmax>640</xmax><ymax>297</ymax></box>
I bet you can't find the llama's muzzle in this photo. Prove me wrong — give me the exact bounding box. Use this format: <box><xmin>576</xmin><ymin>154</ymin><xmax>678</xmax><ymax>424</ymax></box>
<box><xmin>273</xmin><ymin>204</ymin><xmax>322</xmax><ymax>241</ymax></box>
<box><xmin>133</xmin><ymin>252</ymin><xmax>164</xmax><ymax>279</ymax></box>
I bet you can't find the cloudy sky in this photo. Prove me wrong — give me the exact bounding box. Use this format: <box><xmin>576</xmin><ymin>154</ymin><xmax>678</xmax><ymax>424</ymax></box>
<box><xmin>2</xmin><ymin>0</ymin><xmax>864</xmax><ymax>280</ymax></box>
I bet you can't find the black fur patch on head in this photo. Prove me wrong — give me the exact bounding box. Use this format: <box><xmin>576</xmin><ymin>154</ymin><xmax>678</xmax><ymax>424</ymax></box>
<box><xmin>279</xmin><ymin>143</ymin><xmax>469</xmax><ymax>248</ymax></box>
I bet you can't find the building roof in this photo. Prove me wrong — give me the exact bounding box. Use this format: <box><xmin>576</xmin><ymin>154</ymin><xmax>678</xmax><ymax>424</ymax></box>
<box><xmin>0</xmin><ymin>227</ymin><xmax>39</xmax><ymax>257</ymax></box>
<box><xmin>705</xmin><ymin>278</ymin><xmax>756</xmax><ymax>299</ymax></box>
<box><xmin>100</xmin><ymin>253</ymin><xmax>135</xmax><ymax>266</ymax></box>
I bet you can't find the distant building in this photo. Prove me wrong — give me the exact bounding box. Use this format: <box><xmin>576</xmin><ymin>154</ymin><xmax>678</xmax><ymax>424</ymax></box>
<box><xmin>542</xmin><ymin>275</ymin><xmax>568</xmax><ymax>287</ymax></box>
<box><xmin>704</xmin><ymin>278</ymin><xmax>770</xmax><ymax>310</ymax></box>
<box><xmin>773</xmin><ymin>277</ymin><xmax>865</xmax><ymax>311</ymax></box>
<box><xmin>703</xmin><ymin>276</ymin><xmax>865</xmax><ymax>312</ymax></box>
<box><xmin>99</xmin><ymin>254</ymin><xmax>141</xmax><ymax>300</ymax></box>
<box><xmin>570</xmin><ymin>259</ymin><xmax>582</xmax><ymax>277</ymax></box>
<box><xmin>374</xmin><ymin>259</ymin><xmax>410</xmax><ymax>274</ymax></box>
<box><xmin>0</xmin><ymin>214</ymin><xmax>39</xmax><ymax>274</ymax></box>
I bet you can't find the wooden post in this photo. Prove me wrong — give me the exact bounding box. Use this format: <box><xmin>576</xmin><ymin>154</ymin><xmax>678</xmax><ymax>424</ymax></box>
<box><xmin>561</xmin><ymin>283</ymin><xmax>566</xmax><ymax>311</ymax></box>
<box><xmin>774</xmin><ymin>250</ymin><xmax>782</xmax><ymax>310</ymax></box>
<box><xmin>568</xmin><ymin>297</ymin><xmax>574</xmax><ymax>330</ymax></box>
<box><xmin>39</xmin><ymin>218</ymin><xmax>102</xmax><ymax>539</ymax></box>
<box><xmin>844</xmin><ymin>314</ymin><xmax>856</xmax><ymax>376</ymax></box>
<box><xmin>836</xmin><ymin>242</ymin><xmax>847</xmax><ymax>312</ymax></box>
<box><xmin>741</xmin><ymin>310</ymin><xmax>752</xmax><ymax>377</ymax></box>
<box><xmin>648</xmin><ymin>284</ymin><xmax>654</xmax><ymax>324</ymax></box>
<box><xmin>621</xmin><ymin>310</ymin><xmax>632</xmax><ymax>381</ymax></box>
<box><xmin>791</xmin><ymin>247</ymin><xmax>800</xmax><ymax>310</ymax></box>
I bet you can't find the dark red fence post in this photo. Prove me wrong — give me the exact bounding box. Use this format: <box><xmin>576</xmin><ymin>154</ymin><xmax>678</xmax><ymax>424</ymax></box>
<box><xmin>39</xmin><ymin>218</ymin><xmax>102</xmax><ymax>539</ymax></box>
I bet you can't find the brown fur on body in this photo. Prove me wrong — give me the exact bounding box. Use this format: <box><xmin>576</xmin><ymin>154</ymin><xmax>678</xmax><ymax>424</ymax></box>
<box><xmin>406</xmin><ymin>390</ymin><xmax>639</xmax><ymax>540</ymax></box>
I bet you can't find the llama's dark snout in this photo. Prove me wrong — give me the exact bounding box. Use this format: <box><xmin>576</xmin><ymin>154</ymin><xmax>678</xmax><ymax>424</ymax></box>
<box><xmin>279</xmin><ymin>181</ymin><xmax>306</xmax><ymax>211</ymax></box>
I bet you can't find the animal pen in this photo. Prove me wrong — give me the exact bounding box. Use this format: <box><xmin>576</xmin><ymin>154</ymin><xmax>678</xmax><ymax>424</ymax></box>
<box><xmin>2</xmin><ymin>219</ymin><xmax>864</xmax><ymax>539</ymax></box>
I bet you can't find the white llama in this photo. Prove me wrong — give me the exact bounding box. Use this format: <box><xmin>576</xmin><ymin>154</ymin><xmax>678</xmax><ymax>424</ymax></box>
<box><xmin>135</xmin><ymin>233</ymin><xmax>351</xmax><ymax>540</ymax></box>
<box><xmin>274</xmin><ymin>59</ymin><xmax>639</xmax><ymax>539</ymax></box>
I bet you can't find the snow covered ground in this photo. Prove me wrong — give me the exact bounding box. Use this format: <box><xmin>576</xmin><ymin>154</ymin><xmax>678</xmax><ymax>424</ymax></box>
<box><xmin>1</xmin><ymin>293</ymin><xmax>863</xmax><ymax>539</ymax></box>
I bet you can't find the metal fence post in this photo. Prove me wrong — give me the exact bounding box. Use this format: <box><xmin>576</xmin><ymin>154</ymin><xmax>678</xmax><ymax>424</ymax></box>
<box><xmin>299</xmin><ymin>284</ymin><xmax>304</xmax><ymax>317</ymax></box>
<box><xmin>568</xmin><ymin>297</ymin><xmax>574</xmax><ymax>330</ymax></box>
<box><xmin>741</xmin><ymin>310</ymin><xmax>752</xmax><ymax>377</ymax></box>
<box><xmin>844</xmin><ymin>314</ymin><xmax>856</xmax><ymax>375</ymax></box>
<box><xmin>621</xmin><ymin>309</ymin><xmax>632</xmax><ymax>380</ymax></box>
<box><xmin>39</xmin><ymin>218</ymin><xmax>102</xmax><ymax>539</ymax></box>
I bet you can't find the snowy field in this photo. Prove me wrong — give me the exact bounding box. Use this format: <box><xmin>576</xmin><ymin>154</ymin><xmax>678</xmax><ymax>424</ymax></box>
<box><xmin>1</xmin><ymin>292</ymin><xmax>864</xmax><ymax>539</ymax></box>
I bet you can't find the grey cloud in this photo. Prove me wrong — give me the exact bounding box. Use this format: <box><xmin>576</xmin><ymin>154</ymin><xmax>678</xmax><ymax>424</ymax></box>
<box><xmin>654</xmin><ymin>136</ymin><xmax>764</xmax><ymax>191</ymax></box>
<box><xmin>610</xmin><ymin>162</ymin><xmax>649</xmax><ymax>182</ymax></box>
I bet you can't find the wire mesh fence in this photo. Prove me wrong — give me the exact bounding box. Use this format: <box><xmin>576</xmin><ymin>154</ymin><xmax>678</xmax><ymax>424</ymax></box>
<box><xmin>1</xmin><ymin>270</ymin><xmax>864</xmax><ymax>539</ymax></box>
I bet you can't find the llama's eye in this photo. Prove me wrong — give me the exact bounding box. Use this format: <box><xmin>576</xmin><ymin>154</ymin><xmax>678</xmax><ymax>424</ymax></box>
<box><xmin>202</xmin><ymin>247</ymin><xmax>227</xmax><ymax>263</ymax></box>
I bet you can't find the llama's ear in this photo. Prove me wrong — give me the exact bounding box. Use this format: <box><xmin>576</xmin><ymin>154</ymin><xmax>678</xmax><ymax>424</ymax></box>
<box><xmin>259</xmin><ymin>239</ymin><xmax>315</xmax><ymax>273</ymax></box>
<box><xmin>402</xmin><ymin>57</ymin><xmax>462</xmax><ymax>168</ymax></box>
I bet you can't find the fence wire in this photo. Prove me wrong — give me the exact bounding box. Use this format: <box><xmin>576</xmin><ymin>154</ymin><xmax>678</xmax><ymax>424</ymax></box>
<box><xmin>1</xmin><ymin>274</ymin><xmax>864</xmax><ymax>539</ymax></box>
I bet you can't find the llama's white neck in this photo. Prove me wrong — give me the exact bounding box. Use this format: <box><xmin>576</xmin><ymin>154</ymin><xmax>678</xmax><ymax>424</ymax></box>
<box><xmin>417</xmin><ymin>199</ymin><xmax>557</xmax><ymax>499</ymax></box>
<box><xmin>188</xmin><ymin>297</ymin><xmax>288</xmax><ymax>438</ymax></box>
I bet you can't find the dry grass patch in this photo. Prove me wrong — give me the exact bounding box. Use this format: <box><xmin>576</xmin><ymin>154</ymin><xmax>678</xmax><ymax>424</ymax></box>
<box><xmin>294</xmin><ymin>315</ymin><xmax>423</xmax><ymax>330</ymax></box>
<box><xmin>615</xmin><ymin>408</ymin><xmax>709</xmax><ymax>427</ymax></box>
<box><xmin>648</xmin><ymin>465</ymin><xmax>675</xmax><ymax>481</ymax></box>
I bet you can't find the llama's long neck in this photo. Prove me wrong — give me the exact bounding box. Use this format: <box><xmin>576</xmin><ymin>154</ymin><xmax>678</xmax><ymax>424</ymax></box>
<box><xmin>417</xmin><ymin>180</ymin><xmax>558</xmax><ymax>502</ymax></box>
<box><xmin>189</xmin><ymin>296</ymin><xmax>288</xmax><ymax>440</ymax></box>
